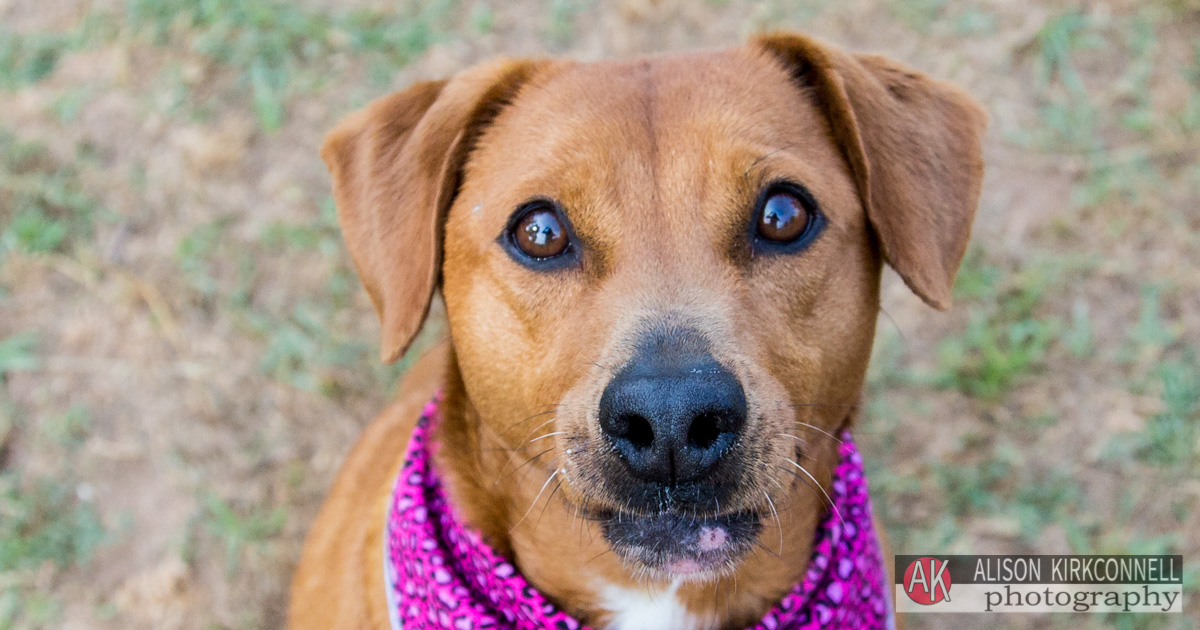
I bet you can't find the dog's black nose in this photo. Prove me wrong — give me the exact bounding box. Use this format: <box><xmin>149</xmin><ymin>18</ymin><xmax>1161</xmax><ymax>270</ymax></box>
<box><xmin>598</xmin><ymin>354</ymin><xmax>746</xmax><ymax>485</ymax></box>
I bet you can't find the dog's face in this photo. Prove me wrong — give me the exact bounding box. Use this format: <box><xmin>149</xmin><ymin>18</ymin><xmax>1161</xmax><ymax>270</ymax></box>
<box><xmin>443</xmin><ymin>51</ymin><xmax>882</xmax><ymax>578</ymax></box>
<box><xmin>323</xmin><ymin>32</ymin><xmax>984</xmax><ymax>602</ymax></box>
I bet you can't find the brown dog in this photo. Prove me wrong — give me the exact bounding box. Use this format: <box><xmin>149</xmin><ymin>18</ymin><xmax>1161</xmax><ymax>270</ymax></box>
<box><xmin>289</xmin><ymin>32</ymin><xmax>985</xmax><ymax>630</ymax></box>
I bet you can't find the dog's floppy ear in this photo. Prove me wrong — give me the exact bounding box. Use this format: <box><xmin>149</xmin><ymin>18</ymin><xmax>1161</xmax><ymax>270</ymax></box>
<box><xmin>322</xmin><ymin>59</ymin><xmax>552</xmax><ymax>362</ymax></box>
<box><xmin>754</xmin><ymin>33</ymin><xmax>987</xmax><ymax>310</ymax></box>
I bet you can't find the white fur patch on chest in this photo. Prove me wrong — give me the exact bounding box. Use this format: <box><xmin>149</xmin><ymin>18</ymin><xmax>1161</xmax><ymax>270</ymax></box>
<box><xmin>597</xmin><ymin>579</ymin><xmax>711</xmax><ymax>630</ymax></box>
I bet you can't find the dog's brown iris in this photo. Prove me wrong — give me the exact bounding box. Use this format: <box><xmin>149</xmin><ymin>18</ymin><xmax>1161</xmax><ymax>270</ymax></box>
<box><xmin>515</xmin><ymin>208</ymin><xmax>568</xmax><ymax>258</ymax></box>
<box><xmin>757</xmin><ymin>191</ymin><xmax>810</xmax><ymax>242</ymax></box>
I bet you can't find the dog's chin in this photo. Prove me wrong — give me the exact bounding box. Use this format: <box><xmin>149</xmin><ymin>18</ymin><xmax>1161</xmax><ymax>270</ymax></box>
<box><xmin>598</xmin><ymin>509</ymin><xmax>762</xmax><ymax>582</ymax></box>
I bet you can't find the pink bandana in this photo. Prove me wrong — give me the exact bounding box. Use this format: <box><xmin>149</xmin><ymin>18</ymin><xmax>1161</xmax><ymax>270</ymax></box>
<box><xmin>385</xmin><ymin>395</ymin><xmax>892</xmax><ymax>629</ymax></box>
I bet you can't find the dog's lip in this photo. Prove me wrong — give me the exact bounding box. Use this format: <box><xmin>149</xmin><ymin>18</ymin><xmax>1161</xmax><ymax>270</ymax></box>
<box><xmin>596</xmin><ymin>508</ymin><xmax>763</xmax><ymax>577</ymax></box>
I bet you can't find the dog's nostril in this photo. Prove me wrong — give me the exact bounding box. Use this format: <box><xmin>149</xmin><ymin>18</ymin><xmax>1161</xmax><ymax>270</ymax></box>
<box><xmin>687</xmin><ymin>412</ymin><xmax>723</xmax><ymax>450</ymax></box>
<box><xmin>615</xmin><ymin>413</ymin><xmax>655</xmax><ymax>450</ymax></box>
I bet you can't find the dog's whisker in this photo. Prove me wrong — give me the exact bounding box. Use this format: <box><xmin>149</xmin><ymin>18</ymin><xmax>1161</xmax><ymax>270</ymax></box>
<box><xmin>782</xmin><ymin>458</ymin><xmax>844</xmax><ymax>525</ymax></box>
<box><xmin>504</xmin><ymin>406</ymin><xmax>559</xmax><ymax>431</ymax></box>
<box><xmin>743</xmin><ymin>147</ymin><xmax>785</xmax><ymax>179</ymax></box>
<box><xmin>792</xmin><ymin>422</ymin><xmax>843</xmax><ymax>444</ymax></box>
<box><xmin>585</xmin><ymin>547</ymin><xmax>613</xmax><ymax>565</ymax></box>
<box><xmin>495</xmin><ymin>448</ymin><xmax>553</xmax><ymax>485</ymax></box>
<box><xmin>535</xmin><ymin>477</ymin><xmax>565</xmax><ymax>532</ymax></box>
<box><xmin>763</xmin><ymin>490</ymin><xmax>783</xmax><ymax>557</ymax></box>
<box><xmin>510</xmin><ymin>469</ymin><xmax>559</xmax><ymax>532</ymax></box>
<box><xmin>483</xmin><ymin>416</ymin><xmax>560</xmax><ymax>480</ymax></box>
<box><xmin>529</xmin><ymin>431</ymin><xmax>565</xmax><ymax>442</ymax></box>
<box><xmin>515</xmin><ymin>417</ymin><xmax>558</xmax><ymax>446</ymax></box>
<box><xmin>485</xmin><ymin>418</ymin><xmax>561</xmax><ymax>478</ymax></box>
<box><xmin>777</xmin><ymin>433</ymin><xmax>809</xmax><ymax>447</ymax></box>
<box><xmin>880</xmin><ymin>305</ymin><xmax>908</xmax><ymax>343</ymax></box>
<box><xmin>752</xmin><ymin>538</ymin><xmax>782</xmax><ymax>559</ymax></box>
<box><xmin>724</xmin><ymin>566</ymin><xmax>734</xmax><ymax>607</ymax></box>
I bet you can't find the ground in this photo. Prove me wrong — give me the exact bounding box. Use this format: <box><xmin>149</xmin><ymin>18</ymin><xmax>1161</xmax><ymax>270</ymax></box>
<box><xmin>0</xmin><ymin>0</ymin><xmax>1197</xmax><ymax>628</ymax></box>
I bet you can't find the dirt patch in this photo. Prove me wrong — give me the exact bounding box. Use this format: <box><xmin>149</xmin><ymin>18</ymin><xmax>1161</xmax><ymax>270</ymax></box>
<box><xmin>0</xmin><ymin>0</ymin><xmax>1197</xmax><ymax>628</ymax></box>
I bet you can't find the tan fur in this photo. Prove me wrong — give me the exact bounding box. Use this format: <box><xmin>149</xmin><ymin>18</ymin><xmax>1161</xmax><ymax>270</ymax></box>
<box><xmin>291</xmin><ymin>32</ymin><xmax>985</xmax><ymax>630</ymax></box>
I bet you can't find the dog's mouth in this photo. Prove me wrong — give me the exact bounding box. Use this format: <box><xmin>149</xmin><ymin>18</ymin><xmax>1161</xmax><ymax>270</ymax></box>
<box><xmin>596</xmin><ymin>508</ymin><xmax>762</xmax><ymax>579</ymax></box>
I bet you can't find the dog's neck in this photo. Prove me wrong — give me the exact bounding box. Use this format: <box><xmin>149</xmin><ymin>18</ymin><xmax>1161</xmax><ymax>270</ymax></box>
<box><xmin>431</xmin><ymin>352</ymin><xmax>518</xmax><ymax>555</ymax></box>
<box><xmin>430</xmin><ymin>347</ymin><xmax>853</xmax><ymax>629</ymax></box>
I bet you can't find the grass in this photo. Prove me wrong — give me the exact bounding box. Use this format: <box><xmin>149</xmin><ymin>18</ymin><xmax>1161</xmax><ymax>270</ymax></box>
<box><xmin>122</xmin><ymin>0</ymin><xmax>456</xmax><ymax>129</ymax></box>
<box><xmin>0</xmin><ymin>31</ymin><xmax>70</xmax><ymax>89</ymax></box>
<box><xmin>0</xmin><ymin>474</ymin><xmax>107</xmax><ymax>630</ymax></box>
<box><xmin>40</xmin><ymin>404</ymin><xmax>91</xmax><ymax>450</ymax></box>
<box><xmin>888</xmin><ymin>0</ymin><xmax>948</xmax><ymax>33</ymax></box>
<box><xmin>201</xmin><ymin>495</ymin><xmax>285</xmax><ymax>576</ymax></box>
<box><xmin>176</xmin><ymin>218</ymin><xmax>235</xmax><ymax>303</ymax></box>
<box><xmin>933</xmin><ymin>313</ymin><xmax>1057</xmax><ymax>401</ymax></box>
<box><xmin>0</xmin><ymin>476</ymin><xmax>105</xmax><ymax>572</ymax></box>
<box><xmin>1108</xmin><ymin>353</ymin><xmax>1200</xmax><ymax>469</ymax></box>
<box><xmin>1018</xmin><ymin>4</ymin><xmax>1198</xmax><ymax>222</ymax></box>
<box><xmin>0</xmin><ymin>334</ymin><xmax>39</xmax><ymax>377</ymax></box>
<box><xmin>251</xmin><ymin>302</ymin><xmax>374</xmax><ymax>394</ymax></box>
<box><xmin>1</xmin><ymin>1</ymin><xmax>458</xmax><ymax>131</ymax></box>
<box><xmin>1</xmin><ymin>2</ymin><xmax>1198</xmax><ymax>629</ymax></box>
<box><xmin>934</xmin><ymin>440</ymin><xmax>1085</xmax><ymax>545</ymax></box>
<box><xmin>542</xmin><ymin>0</ymin><xmax>586</xmax><ymax>47</ymax></box>
<box><xmin>1128</xmin><ymin>284</ymin><xmax>1180</xmax><ymax>353</ymax></box>
<box><xmin>0</xmin><ymin>331</ymin><xmax>102</xmax><ymax>629</ymax></box>
<box><xmin>923</xmin><ymin>253</ymin><xmax>1065</xmax><ymax>401</ymax></box>
<box><xmin>0</xmin><ymin>132</ymin><xmax>102</xmax><ymax>260</ymax></box>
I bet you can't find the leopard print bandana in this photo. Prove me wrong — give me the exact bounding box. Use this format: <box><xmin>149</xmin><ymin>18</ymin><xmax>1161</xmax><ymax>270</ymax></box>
<box><xmin>384</xmin><ymin>394</ymin><xmax>893</xmax><ymax>629</ymax></box>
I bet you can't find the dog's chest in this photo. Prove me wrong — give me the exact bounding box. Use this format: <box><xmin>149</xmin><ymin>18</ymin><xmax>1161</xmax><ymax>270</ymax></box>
<box><xmin>596</xmin><ymin>580</ymin><xmax>714</xmax><ymax>630</ymax></box>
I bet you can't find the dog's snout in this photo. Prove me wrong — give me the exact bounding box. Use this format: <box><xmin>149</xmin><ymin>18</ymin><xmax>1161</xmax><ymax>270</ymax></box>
<box><xmin>598</xmin><ymin>356</ymin><xmax>746</xmax><ymax>485</ymax></box>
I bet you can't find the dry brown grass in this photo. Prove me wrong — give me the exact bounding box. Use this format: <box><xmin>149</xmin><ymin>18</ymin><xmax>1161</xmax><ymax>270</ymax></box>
<box><xmin>0</xmin><ymin>0</ymin><xmax>1197</xmax><ymax>628</ymax></box>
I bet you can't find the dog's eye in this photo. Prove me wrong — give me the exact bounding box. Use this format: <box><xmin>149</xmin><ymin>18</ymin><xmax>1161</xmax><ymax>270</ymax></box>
<box><xmin>511</xmin><ymin>204</ymin><xmax>569</xmax><ymax>259</ymax></box>
<box><xmin>751</xmin><ymin>184</ymin><xmax>825</xmax><ymax>254</ymax></box>
<box><xmin>756</xmin><ymin>190</ymin><xmax>813</xmax><ymax>242</ymax></box>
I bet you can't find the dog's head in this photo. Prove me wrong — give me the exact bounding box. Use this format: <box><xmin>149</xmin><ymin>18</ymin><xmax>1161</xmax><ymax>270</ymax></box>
<box><xmin>324</xmin><ymin>33</ymin><xmax>984</xmax><ymax>586</ymax></box>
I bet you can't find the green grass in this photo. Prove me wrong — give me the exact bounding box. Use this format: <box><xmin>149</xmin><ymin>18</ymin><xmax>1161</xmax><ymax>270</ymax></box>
<box><xmin>929</xmin><ymin>435</ymin><xmax>1087</xmax><ymax>548</ymax></box>
<box><xmin>1128</xmin><ymin>354</ymin><xmax>1200</xmax><ymax>467</ymax></box>
<box><xmin>0</xmin><ymin>13</ymin><xmax>116</xmax><ymax>90</ymax></box>
<box><xmin>0</xmin><ymin>333</ymin><xmax>39</xmax><ymax>377</ymax></box>
<box><xmin>0</xmin><ymin>31</ymin><xmax>70</xmax><ymax>89</ymax></box>
<box><xmin>888</xmin><ymin>0</ymin><xmax>948</xmax><ymax>33</ymax></box>
<box><xmin>40</xmin><ymin>404</ymin><xmax>91</xmax><ymax>450</ymax></box>
<box><xmin>123</xmin><ymin>0</ymin><xmax>456</xmax><ymax>129</ymax></box>
<box><xmin>1128</xmin><ymin>284</ymin><xmax>1180</xmax><ymax>352</ymax></box>
<box><xmin>1063</xmin><ymin>298</ymin><xmax>1095</xmax><ymax>358</ymax></box>
<box><xmin>543</xmin><ymin>0</ymin><xmax>587</xmax><ymax>47</ymax></box>
<box><xmin>468</xmin><ymin>2</ymin><xmax>495</xmax><ymax>35</ymax></box>
<box><xmin>0</xmin><ymin>4</ymin><xmax>1195</xmax><ymax>629</ymax></box>
<box><xmin>0</xmin><ymin>476</ymin><xmax>105</xmax><ymax>572</ymax></box>
<box><xmin>201</xmin><ymin>495</ymin><xmax>284</xmax><ymax>576</ymax></box>
<box><xmin>2</xmin><ymin>1</ymin><xmax>457</xmax><ymax>130</ymax></box>
<box><xmin>925</xmin><ymin>254</ymin><xmax>1065</xmax><ymax>401</ymax></box>
<box><xmin>125</xmin><ymin>0</ymin><xmax>337</xmax><ymax>130</ymax></box>
<box><xmin>0</xmin><ymin>132</ymin><xmax>103</xmax><ymax>260</ymax></box>
<box><xmin>1017</xmin><ymin>5</ymin><xmax>1194</xmax><ymax>220</ymax></box>
<box><xmin>952</xmin><ymin>247</ymin><xmax>1004</xmax><ymax>301</ymax></box>
<box><xmin>934</xmin><ymin>313</ymin><xmax>1057</xmax><ymax>400</ymax></box>
<box><xmin>174</xmin><ymin>199</ymin><xmax>407</xmax><ymax>397</ymax></box>
<box><xmin>1035</xmin><ymin>11</ymin><xmax>1104</xmax><ymax>97</ymax></box>
<box><xmin>176</xmin><ymin>218</ymin><xmax>235</xmax><ymax>302</ymax></box>
<box><xmin>0</xmin><ymin>331</ymin><xmax>105</xmax><ymax>628</ymax></box>
<box><xmin>251</xmin><ymin>302</ymin><xmax>373</xmax><ymax>394</ymax></box>
<box><xmin>0</xmin><ymin>474</ymin><xmax>107</xmax><ymax>629</ymax></box>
